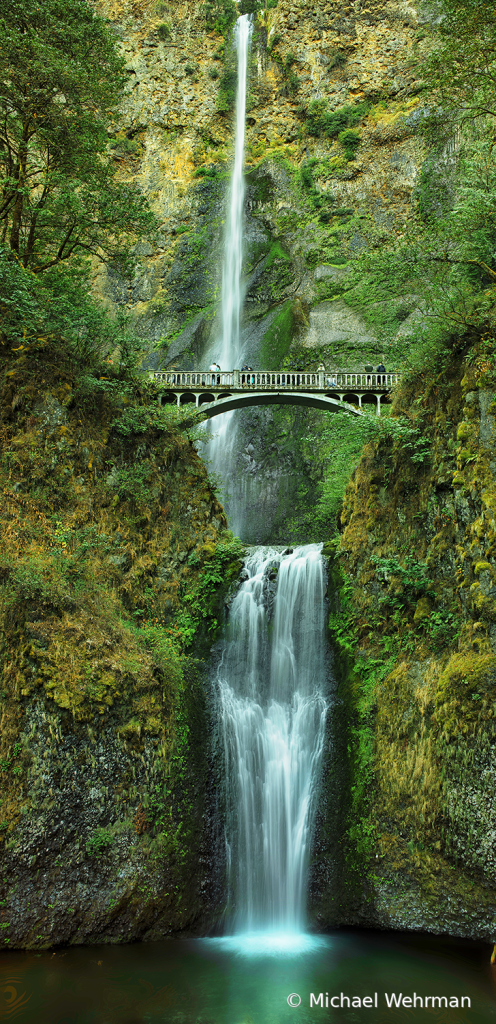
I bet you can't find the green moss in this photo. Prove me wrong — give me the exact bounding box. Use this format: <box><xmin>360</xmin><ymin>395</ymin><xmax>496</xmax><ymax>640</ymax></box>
<box><xmin>414</xmin><ymin>596</ymin><xmax>432</xmax><ymax>622</ymax></box>
<box><xmin>259</xmin><ymin>299</ymin><xmax>295</xmax><ymax>369</ymax></box>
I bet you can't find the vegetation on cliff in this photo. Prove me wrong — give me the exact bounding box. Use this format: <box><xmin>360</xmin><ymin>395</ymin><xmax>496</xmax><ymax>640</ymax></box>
<box><xmin>0</xmin><ymin>0</ymin><xmax>242</xmax><ymax>949</ymax></box>
<box><xmin>311</xmin><ymin>0</ymin><xmax>496</xmax><ymax>937</ymax></box>
<box><xmin>0</xmin><ymin>0</ymin><xmax>155</xmax><ymax>272</ymax></box>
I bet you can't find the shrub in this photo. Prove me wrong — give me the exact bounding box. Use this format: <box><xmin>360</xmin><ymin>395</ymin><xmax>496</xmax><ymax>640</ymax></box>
<box><xmin>305</xmin><ymin>99</ymin><xmax>370</xmax><ymax>138</ymax></box>
<box><xmin>204</xmin><ymin>0</ymin><xmax>237</xmax><ymax>36</ymax></box>
<box><xmin>157</xmin><ymin>21</ymin><xmax>171</xmax><ymax>40</ymax></box>
<box><xmin>338</xmin><ymin>128</ymin><xmax>361</xmax><ymax>160</ymax></box>
<box><xmin>86</xmin><ymin>828</ymin><xmax>114</xmax><ymax>857</ymax></box>
<box><xmin>328</xmin><ymin>48</ymin><xmax>347</xmax><ymax>68</ymax></box>
<box><xmin>217</xmin><ymin>66</ymin><xmax>237</xmax><ymax>113</ymax></box>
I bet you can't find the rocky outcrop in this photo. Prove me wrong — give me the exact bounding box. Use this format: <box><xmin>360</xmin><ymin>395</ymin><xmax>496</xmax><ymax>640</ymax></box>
<box><xmin>0</xmin><ymin>344</ymin><xmax>240</xmax><ymax>949</ymax></box>
<box><xmin>87</xmin><ymin>0</ymin><xmax>435</xmax><ymax>546</ymax></box>
<box><xmin>310</xmin><ymin>343</ymin><xmax>496</xmax><ymax>940</ymax></box>
<box><xmin>94</xmin><ymin>0</ymin><xmax>429</xmax><ymax>372</ymax></box>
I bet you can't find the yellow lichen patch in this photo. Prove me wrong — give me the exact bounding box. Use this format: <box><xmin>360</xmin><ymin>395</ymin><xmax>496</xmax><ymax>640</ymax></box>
<box><xmin>474</xmin><ymin>561</ymin><xmax>493</xmax><ymax>575</ymax></box>
<box><xmin>375</xmin><ymin>660</ymin><xmax>443</xmax><ymax>841</ymax></box>
<box><xmin>414</xmin><ymin>597</ymin><xmax>431</xmax><ymax>623</ymax></box>
<box><xmin>436</xmin><ymin>645</ymin><xmax>496</xmax><ymax>736</ymax></box>
<box><xmin>24</xmin><ymin>611</ymin><xmax>155</xmax><ymax>721</ymax></box>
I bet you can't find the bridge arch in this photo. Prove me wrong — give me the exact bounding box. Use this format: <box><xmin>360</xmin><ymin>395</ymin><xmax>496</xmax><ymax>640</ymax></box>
<box><xmin>179</xmin><ymin>390</ymin><xmax>363</xmax><ymax>418</ymax></box>
<box><xmin>153</xmin><ymin>367</ymin><xmax>399</xmax><ymax>418</ymax></box>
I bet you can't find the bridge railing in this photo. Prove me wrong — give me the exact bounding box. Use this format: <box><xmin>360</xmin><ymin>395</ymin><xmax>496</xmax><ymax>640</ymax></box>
<box><xmin>150</xmin><ymin>370</ymin><xmax>401</xmax><ymax>390</ymax></box>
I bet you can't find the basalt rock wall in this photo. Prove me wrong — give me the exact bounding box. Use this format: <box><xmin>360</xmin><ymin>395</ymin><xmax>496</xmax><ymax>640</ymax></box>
<box><xmin>95</xmin><ymin>0</ymin><xmax>429</xmax><ymax>368</ymax></box>
<box><xmin>0</xmin><ymin>344</ymin><xmax>240</xmax><ymax>949</ymax></box>
<box><xmin>91</xmin><ymin>0</ymin><xmax>432</xmax><ymax>543</ymax></box>
<box><xmin>309</xmin><ymin>344</ymin><xmax>496</xmax><ymax>941</ymax></box>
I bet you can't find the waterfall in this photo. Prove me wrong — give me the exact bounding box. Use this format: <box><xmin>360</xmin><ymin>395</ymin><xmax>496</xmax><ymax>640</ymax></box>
<box><xmin>204</xmin><ymin>16</ymin><xmax>252</xmax><ymax>534</ymax></box>
<box><xmin>220</xmin><ymin>13</ymin><xmax>252</xmax><ymax>370</ymax></box>
<box><xmin>206</xmin><ymin>18</ymin><xmax>328</xmax><ymax>943</ymax></box>
<box><xmin>216</xmin><ymin>545</ymin><xmax>328</xmax><ymax>936</ymax></box>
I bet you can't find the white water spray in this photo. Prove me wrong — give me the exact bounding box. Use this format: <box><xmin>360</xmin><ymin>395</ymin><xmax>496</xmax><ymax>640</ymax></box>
<box><xmin>204</xmin><ymin>15</ymin><xmax>252</xmax><ymax>535</ymax></box>
<box><xmin>216</xmin><ymin>545</ymin><xmax>328</xmax><ymax>936</ymax></box>
<box><xmin>219</xmin><ymin>14</ymin><xmax>252</xmax><ymax>369</ymax></box>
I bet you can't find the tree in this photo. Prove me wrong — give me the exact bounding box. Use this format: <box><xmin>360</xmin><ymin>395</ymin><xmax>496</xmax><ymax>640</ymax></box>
<box><xmin>203</xmin><ymin>0</ymin><xmax>237</xmax><ymax>36</ymax></box>
<box><xmin>422</xmin><ymin>0</ymin><xmax>496</xmax><ymax>137</ymax></box>
<box><xmin>0</xmin><ymin>0</ymin><xmax>156</xmax><ymax>272</ymax></box>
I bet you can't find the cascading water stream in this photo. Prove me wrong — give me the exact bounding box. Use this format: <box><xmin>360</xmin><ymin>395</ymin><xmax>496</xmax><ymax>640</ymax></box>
<box><xmin>216</xmin><ymin>545</ymin><xmax>328</xmax><ymax>938</ymax></box>
<box><xmin>219</xmin><ymin>14</ymin><xmax>252</xmax><ymax>371</ymax></box>
<box><xmin>204</xmin><ymin>15</ymin><xmax>252</xmax><ymax>535</ymax></box>
<box><xmin>203</xmin><ymin>17</ymin><xmax>328</xmax><ymax>946</ymax></box>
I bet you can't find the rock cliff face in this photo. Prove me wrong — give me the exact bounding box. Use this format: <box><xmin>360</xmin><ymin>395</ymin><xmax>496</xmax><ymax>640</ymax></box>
<box><xmin>0</xmin><ymin>341</ymin><xmax>241</xmax><ymax>948</ymax></box>
<box><xmin>90</xmin><ymin>0</ymin><xmax>432</xmax><ymax>542</ymax></box>
<box><xmin>95</xmin><ymin>0</ymin><xmax>428</xmax><ymax>369</ymax></box>
<box><xmin>310</xmin><ymin>345</ymin><xmax>496</xmax><ymax>941</ymax></box>
<box><xmin>8</xmin><ymin>0</ymin><xmax>492</xmax><ymax>951</ymax></box>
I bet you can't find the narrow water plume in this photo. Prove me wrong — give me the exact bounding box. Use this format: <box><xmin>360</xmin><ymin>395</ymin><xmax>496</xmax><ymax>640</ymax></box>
<box><xmin>216</xmin><ymin>545</ymin><xmax>328</xmax><ymax>936</ymax></box>
<box><xmin>219</xmin><ymin>13</ymin><xmax>252</xmax><ymax>370</ymax></box>
<box><xmin>204</xmin><ymin>15</ymin><xmax>252</xmax><ymax>531</ymax></box>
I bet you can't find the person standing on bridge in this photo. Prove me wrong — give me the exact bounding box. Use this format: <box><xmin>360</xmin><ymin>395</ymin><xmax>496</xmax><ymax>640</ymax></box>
<box><xmin>209</xmin><ymin>361</ymin><xmax>218</xmax><ymax>384</ymax></box>
<box><xmin>376</xmin><ymin>362</ymin><xmax>386</xmax><ymax>385</ymax></box>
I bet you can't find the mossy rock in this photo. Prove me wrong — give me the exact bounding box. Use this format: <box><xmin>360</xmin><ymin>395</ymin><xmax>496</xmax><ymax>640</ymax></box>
<box><xmin>414</xmin><ymin>596</ymin><xmax>432</xmax><ymax>623</ymax></box>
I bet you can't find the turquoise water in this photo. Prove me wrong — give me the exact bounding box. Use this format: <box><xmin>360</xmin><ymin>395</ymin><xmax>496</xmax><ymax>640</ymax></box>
<box><xmin>1</xmin><ymin>930</ymin><xmax>495</xmax><ymax>1024</ymax></box>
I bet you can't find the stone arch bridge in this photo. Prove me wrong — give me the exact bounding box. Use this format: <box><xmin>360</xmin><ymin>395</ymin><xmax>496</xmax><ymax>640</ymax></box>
<box><xmin>151</xmin><ymin>369</ymin><xmax>400</xmax><ymax>418</ymax></box>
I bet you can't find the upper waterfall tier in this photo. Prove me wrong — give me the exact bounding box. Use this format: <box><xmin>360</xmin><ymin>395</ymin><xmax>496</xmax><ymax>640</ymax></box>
<box><xmin>220</xmin><ymin>13</ymin><xmax>252</xmax><ymax>370</ymax></box>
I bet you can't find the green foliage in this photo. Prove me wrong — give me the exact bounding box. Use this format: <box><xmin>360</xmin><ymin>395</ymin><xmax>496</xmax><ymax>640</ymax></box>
<box><xmin>193</xmin><ymin>164</ymin><xmax>220</xmax><ymax>178</ymax></box>
<box><xmin>342</xmin><ymin>2</ymin><xmax>496</xmax><ymax>365</ymax></box>
<box><xmin>289</xmin><ymin>414</ymin><xmax>433</xmax><ymax>541</ymax></box>
<box><xmin>338</xmin><ymin>128</ymin><xmax>361</xmax><ymax>161</ymax></box>
<box><xmin>272</xmin><ymin>50</ymin><xmax>299</xmax><ymax>96</ymax></box>
<box><xmin>260</xmin><ymin>299</ymin><xmax>295</xmax><ymax>368</ymax></box>
<box><xmin>328</xmin><ymin>48</ymin><xmax>347</xmax><ymax>69</ymax></box>
<box><xmin>108</xmin><ymin>465</ymin><xmax>152</xmax><ymax>507</ymax></box>
<box><xmin>347</xmin><ymin>131</ymin><xmax>496</xmax><ymax>363</ymax></box>
<box><xmin>305</xmin><ymin>99</ymin><xmax>371</xmax><ymax>139</ymax></box>
<box><xmin>328</xmin><ymin>570</ymin><xmax>396</xmax><ymax>870</ymax></box>
<box><xmin>300</xmin><ymin>161</ymin><xmax>316</xmax><ymax>190</ymax></box>
<box><xmin>371</xmin><ymin>554</ymin><xmax>435</xmax><ymax>607</ymax></box>
<box><xmin>217</xmin><ymin>66</ymin><xmax>238</xmax><ymax>113</ymax></box>
<box><xmin>238</xmin><ymin>0</ymin><xmax>261</xmax><ymax>12</ymax></box>
<box><xmin>423</xmin><ymin>609</ymin><xmax>461</xmax><ymax>650</ymax></box>
<box><xmin>416</xmin><ymin>155</ymin><xmax>455</xmax><ymax>224</ymax></box>
<box><xmin>157</xmin><ymin>21</ymin><xmax>172</xmax><ymax>40</ymax></box>
<box><xmin>203</xmin><ymin>0</ymin><xmax>237</xmax><ymax>36</ymax></box>
<box><xmin>0</xmin><ymin>0</ymin><xmax>157</xmax><ymax>272</ymax></box>
<box><xmin>268</xmin><ymin>32</ymin><xmax>281</xmax><ymax>52</ymax></box>
<box><xmin>420</xmin><ymin>0</ymin><xmax>496</xmax><ymax>139</ymax></box>
<box><xmin>170</xmin><ymin>538</ymin><xmax>244</xmax><ymax>649</ymax></box>
<box><xmin>0</xmin><ymin>246</ymin><xmax>145</xmax><ymax>367</ymax></box>
<box><xmin>85</xmin><ymin>828</ymin><xmax>113</xmax><ymax>857</ymax></box>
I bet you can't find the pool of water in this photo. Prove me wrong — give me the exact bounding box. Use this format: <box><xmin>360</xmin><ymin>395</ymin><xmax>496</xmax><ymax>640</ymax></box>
<box><xmin>1</xmin><ymin>930</ymin><xmax>495</xmax><ymax>1024</ymax></box>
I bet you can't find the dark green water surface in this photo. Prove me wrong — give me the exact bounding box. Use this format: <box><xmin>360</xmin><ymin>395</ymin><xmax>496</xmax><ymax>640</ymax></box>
<box><xmin>1</xmin><ymin>930</ymin><xmax>495</xmax><ymax>1024</ymax></box>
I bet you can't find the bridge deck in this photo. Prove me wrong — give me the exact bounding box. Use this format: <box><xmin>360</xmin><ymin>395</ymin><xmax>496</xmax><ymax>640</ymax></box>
<box><xmin>151</xmin><ymin>369</ymin><xmax>399</xmax><ymax>392</ymax></box>
<box><xmin>150</xmin><ymin>368</ymin><xmax>400</xmax><ymax>417</ymax></box>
